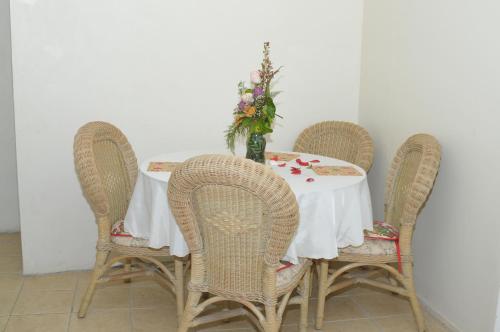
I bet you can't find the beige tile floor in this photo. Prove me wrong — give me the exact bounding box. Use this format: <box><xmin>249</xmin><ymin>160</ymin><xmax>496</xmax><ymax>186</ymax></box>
<box><xmin>0</xmin><ymin>233</ymin><xmax>451</xmax><ymax>332</ymax></box>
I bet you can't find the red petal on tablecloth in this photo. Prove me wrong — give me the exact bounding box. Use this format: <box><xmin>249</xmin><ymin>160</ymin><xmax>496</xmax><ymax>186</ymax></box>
<box><xmin>306</xmin><ymin>178</ymin><xmax>315</xmax><ymax>182</ymax></box>
<box><xmin>291</xmin><ymin>167</ymin><xmax>302</xmax><ymax>175</ymax></box>
<box><xmin>278</xmin><ymin>162</ymin><xmax>287</xmax><ymax>167</ymax></box>
<box><xmin>296</xmin><ymin>158</ymin><xmax>309</xmax><ymax>166</ymax></box>
<box><xmin>309</xmin><ymin>159</ymin><xmax>320</xmax><ymax>163</ymax></box>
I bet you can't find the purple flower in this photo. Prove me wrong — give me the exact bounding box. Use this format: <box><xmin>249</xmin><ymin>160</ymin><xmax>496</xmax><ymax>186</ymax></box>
<box><xmin>238</xmin><ymin>100</ymin><xmax>246</xmax><ymax>110</ymax></box>
<box><xmin>253</xmin><ymin>87</ymin><xmax>264</xmax><ymax>97</ymax></box>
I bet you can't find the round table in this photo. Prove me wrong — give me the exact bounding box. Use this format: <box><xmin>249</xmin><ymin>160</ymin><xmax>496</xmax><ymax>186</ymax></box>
<box><xmin>124</xmin><ymin>150</ymin><xmax>373</xmax><ymax>263</ymax></box>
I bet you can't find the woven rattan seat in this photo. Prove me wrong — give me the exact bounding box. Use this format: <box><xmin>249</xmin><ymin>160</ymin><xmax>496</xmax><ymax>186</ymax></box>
<box><xmin>294</xmin><ymin>121</ymin><xmax>374</xmax><ymax>172</ymax></box>
<box><xmin>168</xmin><ymin>154</ymin><xmax>312</xmax><ymax>332</ymax></box>
<box><xmin>73</xmin><ymin>121</ymin><xmax>185</xmax><ymax>322</ymax></box>
<box><xmin>315</xmin><ymin>134</ymin><xmax>441</xmax><ymax>331</ymax></box>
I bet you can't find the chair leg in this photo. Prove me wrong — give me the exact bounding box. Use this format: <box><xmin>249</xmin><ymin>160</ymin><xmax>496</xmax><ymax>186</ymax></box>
<box><xmin>263</xmin><ymin>303</ymin><xmax>278</xmax><ymax>332</ymax></box>
<box><xmin>177</xmin><ymin>290</ymin><xmax>202</xmax><ymax>332</ymax></box>
<box><xmin>123</xmin><ymin>258</ymin><xmax>132</xmax><ymax>283</ymax></box>
<box><xmin>174</xmin><ymin>257</ymin><xmax>185</xmax><ymax>325</ymax></box>
<box><xmin>403</xmin><ymin>262</ymin><xmax>426</xmax><ymax>332</ymax></box>
<box><xmin>299</xmin><ymin>268</ymin><xmax>311</xmax><ymax>332</ymax></box>
<box><xmin>315</xmin><ymin>260</ymin><xmax>329</xmax><ymax>329</ymax></box>
<box><xmin>78</xmin><ymin>249</ymin><xmax>110</xmax><ymax>318</ymax></box>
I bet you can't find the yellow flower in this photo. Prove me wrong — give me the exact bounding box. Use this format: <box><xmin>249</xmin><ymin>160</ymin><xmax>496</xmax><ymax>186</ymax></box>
<box><xmin>244</xmin><ymin>106</ymin><xmax>256</xmax><ymax>117</ymax></box>
<box><xmin>234</xmin><ymin>115</ymin><xmax>245</xmax><ymax>125</ymax></box>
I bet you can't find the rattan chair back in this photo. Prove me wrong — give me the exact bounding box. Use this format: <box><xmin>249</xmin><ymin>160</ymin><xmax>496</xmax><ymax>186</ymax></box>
<box><xmin>74</xmin><ymin>121</ymin><xmax>138</xmax><ymax>224</ymax></box>
<box><xmin>74</xmin><ymin>122</ymin><xmax>186</xmax><ymax>321</ymax></box>
<box><xmin>314</xmin><ymin>133</ymin><xmax>441</xmax><ymax>332</ymax></box>
<box><xmin>293</xmin><ymin>121</ymin><xmax>374</xmax><ymax>172</ymax></box>
<box><xmin>168</xmin><ymin>155</ymin><xmax>299</xmax><ymax>302</ymax></box>
<box><xmin>384</xmin><ymin>134</ymin><xmax>441</xmax><ymax>229</ymax></box>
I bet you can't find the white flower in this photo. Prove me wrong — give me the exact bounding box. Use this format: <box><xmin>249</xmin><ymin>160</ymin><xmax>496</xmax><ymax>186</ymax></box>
<box><xmin>250</xmin><ymin>70</ymin><xmax>262</xmax><ymax>84</ymax></box>
<box><xmin>241</xmin><ymin>93</ymin><xmax>254</xmax><ymax>104</ymax></box>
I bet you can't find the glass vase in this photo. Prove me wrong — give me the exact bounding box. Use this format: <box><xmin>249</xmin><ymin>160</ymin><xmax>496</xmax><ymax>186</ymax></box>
<box><xmin>246</xmin><ymin>132</ymin><xmax>266</xmax><ymax>164</ymax></box>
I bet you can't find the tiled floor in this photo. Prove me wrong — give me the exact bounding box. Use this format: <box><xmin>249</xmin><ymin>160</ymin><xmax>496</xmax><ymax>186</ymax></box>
<box><xmin>0</xmin><ymin>233</ymin><xmax>451</xmax><ymax>332</ymax></box>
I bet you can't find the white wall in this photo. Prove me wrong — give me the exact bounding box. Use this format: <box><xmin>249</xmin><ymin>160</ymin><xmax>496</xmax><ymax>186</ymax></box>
<box><xmin>359</xmin><ymin>1</ymin><xmax>500</xmax><ymax>331</ymax></box>
<box><xmin>0</xmin><ymin>0</ymin><xmax>19</xmax><ymax>233</ymax></box>
<box><xmin>496</xmin><ymin>290</ymin><xmax>500</xmax><ymax>332</ymax></box>
<box><xmin>10</xmin><ymin>0</ymin><xmax>364</xmax><ymax>274</ymax></box>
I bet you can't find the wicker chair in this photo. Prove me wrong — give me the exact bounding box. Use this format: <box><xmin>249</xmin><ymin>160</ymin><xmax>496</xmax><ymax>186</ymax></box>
<box><xmin>168</xmin><ymin>155</ymin><xmax>312</xmax><ymax>332</ymax></box>
<box><xmin>315</xmin><ymin>134</ymin><xmax>441</xmax><ymax>331</ymax></box>
<box><xmin>73</xmin><ymin>121</ymin><xmax>185</xmax><ymax>321</ymax></box>
<box><xmin>293</xmin><ymin>121</ymin><xmax>374</xmax><ymax>172</ymax></box>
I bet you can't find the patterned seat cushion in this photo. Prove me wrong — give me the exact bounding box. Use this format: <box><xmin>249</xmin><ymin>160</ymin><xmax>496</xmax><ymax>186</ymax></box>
<box><xmin>364</xmin><ymin>221</ymin><xmax>399</xmax><ymax>240</ymax></box>
<box><xmin>276</xmin><ymin>258</ymin><xmax>311</xmax><ymax>292</ymax></box>
<box><xmin>339</xmin><ymin>238</ymin><xmax>397</xmax><ymax>256</ymax></box>
<box><xmin>340</xmin><ymin>221</ymin><xmax>399</xmax><ymax>256</ymax></box>
<box><xmin>110</xmin><ymin>220</ymin><xmax>149</xmax><ymax>247</ymax></box>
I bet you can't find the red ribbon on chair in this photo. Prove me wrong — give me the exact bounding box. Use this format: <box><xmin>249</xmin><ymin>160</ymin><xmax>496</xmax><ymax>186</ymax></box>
<box><xmin>395</xmin><ymin>238</ymin><xmax>402</xmax><ymax>273</ymax></box>
<box><xmin>276</xmin><ymin>262</ymin><xmax>294</xmax><ymax>272</ymax></box>
<box><xmin>365</xmin><ymin>221</ymin><xmax>402</xmax><ymax>273</ymax></box>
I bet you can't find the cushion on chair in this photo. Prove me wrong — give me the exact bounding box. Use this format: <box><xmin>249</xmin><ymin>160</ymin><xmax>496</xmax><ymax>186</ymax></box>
<box><xmin>110</xmin><ymin>220</ymin><xmax>149</xmax><ymax>247</ymax></box>
<box><xmin>364</xmin><ymin>220</ymin><xmax>399</xmax><ymax>240</ymax></box>
<box><xmin>340</xmin><ymin>220</ymin><xmax>399</xmax><ymax>256</ymax></box>
<box><xmin>276</xmin><ymin>258</ymin><xmax>310</xmax><ymax>290</ymax></box>
<box><xmin>340</xmin><ymin>220</ymin><xmax>402</xmax><ymax>272</ymax></box>
<box><xmin>339</xmin><ymin>238</ymin><xmax>397</xmax><ymax>256</ymax></box>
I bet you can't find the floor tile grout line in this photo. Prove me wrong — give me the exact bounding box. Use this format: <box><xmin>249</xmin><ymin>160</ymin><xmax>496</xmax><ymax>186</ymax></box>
<box><xmin>370</xmin><ymin>318</ymin><xmax>388</xmax><ymax>332</ymax></box>
<box><xmin>5</xmin><ymin>312</ymin><xmax>74</xmax><ymax>318</ymax></box>
<box><xmin>69</xmin><ymin>307</ymin><xmax>132</xmax><ymax>313</ymax></box>
<box><xmin>9</xmin><ymin>311</ymin><xmax>74</xmax><ymax>317</ymax></box>
<box><xmin>6</xmin><ymin>267</ymin><xmax>25</xmax><ymax>326</ymax></box>
<box><xmin>6</xmin><ymin>287</ymin><xmax>76</xmax><ymax>318</ymax></box>
<box><xmin>0</xmin><ymin>316</ymin><xmax>6</xmax><ymax>332</ymax></box>
<box><xmin>348</xmin><ymin>294</ymin><xmax>386</xmax><ymax>332</ymax></box>
<box><xmin>364</xmin><ymin>312</ymin><xmax>416</xmax><ymax>320</ymax></box>
<box><xmin>65</xmin><ymin>313</ymin><xmax>71</xmax><ymax>332</ymax></box>
<box><xmin>345</xmin><ymin>294</ymin><xmax>371</xmax><ymax>318</ymax></box>
<box><xmin>66</xmin><ymin>272</ymin><xmax>80</xmax><ymax>332</ymax></box>
<box><xmin>314</xmin><ymin>316</ymin><xmax>380</xmax><ymax>324</ymax></box>
<box><xmin>1</xmin><ymin>235</ymin><xmax>22</xmax><ymax>332</ymax></box>
<box><xmin>128</xmin><ymin>280</ymin><xmax>134</xmax><ymax>332</ymax></box>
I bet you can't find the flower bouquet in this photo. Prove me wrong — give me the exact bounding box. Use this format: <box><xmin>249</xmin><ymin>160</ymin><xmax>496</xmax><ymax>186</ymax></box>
<box><xmin>225</xmin><ymin>42</ymin><xmax>282</xmax><ymax>163</ymax></box>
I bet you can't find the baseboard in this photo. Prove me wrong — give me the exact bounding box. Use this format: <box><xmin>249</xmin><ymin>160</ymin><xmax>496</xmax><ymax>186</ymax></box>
<box><xmin>419</xmin><ymin>296</ymin><xmax>461</xmax><ymax>332</ymax></box>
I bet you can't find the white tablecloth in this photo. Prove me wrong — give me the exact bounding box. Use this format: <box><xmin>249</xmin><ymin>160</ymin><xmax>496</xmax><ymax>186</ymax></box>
<box><xmin>124</xmin><ymin>151</ymin><xmax>373</xmax><ymax>263</ymax></box>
